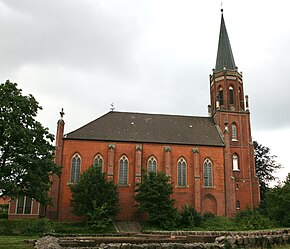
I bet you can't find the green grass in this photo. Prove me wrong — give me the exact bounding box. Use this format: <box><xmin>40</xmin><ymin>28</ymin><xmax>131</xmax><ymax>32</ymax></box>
<box><xmin>0</xmin><ymin>236</ymin><xmax>38</xmax><ymax>249</ymax></box>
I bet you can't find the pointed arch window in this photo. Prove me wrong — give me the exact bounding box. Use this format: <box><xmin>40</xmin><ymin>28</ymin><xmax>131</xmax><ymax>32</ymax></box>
<box><xmin>204</xmin><ymin>158</ymin><xmax>213</xmax><ymax>187</ymax></box>
<box><xmin>236</xmin><ymin>200</ymin><xmax>241</xmax><ymax>209</ymax></box>
<box><xmin>93</xmin><ymin>154</ymin><xmax>103</xmax><ymax>173</ymax></box>
<box><xmin>231</xmin><ymin>123</ymin><xmax>238</xmax><ymax>141</ymax></box>
<box><xmin>232</xmin><ymin>154</ymin><xmax>239</xmax><ymax>171</ymax></box>
<box><xmin>70</xmin><ymin>154</ymin><xmax>81</xmax><ymax>183</ymax></box>
<box><xmin>218</xmin><ymin>87</ymin><xmax>224</xmax><ymax>106</ymax></box>
<box><xmin>177</xmin><ymin>158</ymin><xmax>187</xmax><ymax>187</ymax></box>
<box><xmin>229</xmin><ymin>86</ymin><xmax>234</xmax><ymax>105</ymax></box>
<box><xmin>147</xmin><ymin>156</ymin><xmax>157</xmax><ymax>173</ymax></box>
<box><xmin>119</xmin><ymin>156</ymin><xmax>128</xmax><ymax>185</ymax></box>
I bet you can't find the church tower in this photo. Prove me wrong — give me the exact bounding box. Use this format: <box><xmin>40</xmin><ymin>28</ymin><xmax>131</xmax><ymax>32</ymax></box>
<box><xmin>209</xmin><ymin>10</ymin><xmax>260</xmax><ymax>216</ymax></box>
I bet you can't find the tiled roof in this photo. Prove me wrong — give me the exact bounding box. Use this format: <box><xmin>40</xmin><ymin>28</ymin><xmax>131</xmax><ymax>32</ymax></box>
<box><xmin>65</xmin><ymin>111</ymin><xmax>224</xmax><ymax>146</ymax></box>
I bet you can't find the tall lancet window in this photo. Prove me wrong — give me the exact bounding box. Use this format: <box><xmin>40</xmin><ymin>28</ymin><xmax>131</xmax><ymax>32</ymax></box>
<box><xmin>218</xmin><ymin>87</ymin><xmax>224</xmax><ymax>106</ymax></box>
<box><xmin>177</xmin><ymin>158</ymin><xmax>187</xmax><ymax>187</ymax></box>
<box><xmin>229</xmin><ymin>86</ymin><xmax>234</xmax><ymax>105</ymax></box>
<box><xmin>231</xmin><ymin>123</ymin><xmax>237</xmax><ymax>141</ymax></box>
<box><xmin>93</xmin><ymin>154</ymin><xmax>103</xmax><ymax>173</ymax></box>
<box><xmin>147</xmin><ymin>156</ymin><xmax>157</xmax><ymax>173</ymax></box>
<box><xmin>204</xmin><ymin>158</ymin><xmax>213</xmax><ymax>187</ymax></box>
<box><xmin>232</xmin><ymin>154</ymin><xmax>239</xmax><ymax>171</ymax></box>
<box><xmin>118</xmin><ymin>156</ymin><xmax>129</xmax><ymax>185</ymax></box>
<box><xmin>70</xmin><ymin>154</ymin><xmax>81</xmax><ymax>183</ymax></box>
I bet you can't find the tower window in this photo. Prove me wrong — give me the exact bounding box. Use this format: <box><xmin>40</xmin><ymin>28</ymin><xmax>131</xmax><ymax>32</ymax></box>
<box><xmin>70</xmin><ymin>154</ymin><xmax>81</xmax><ymax>183</ymax></box>
<box><xmin>177</xmin><ymin>158</ymin><xmax>187</xmax><ymax>187</ymax></box>
<box><xmin>147</xmin><ymin>156</ymin><xmax>157</xmax><ymax>173</ymax></box>
<box><xmin>218</xmin><ymin>87</ymin><xmax>224</xmax><ymax>106</ymax></box>
<box><xmin>93</xmin><ymin>154</ymin><xmax>103</xmax><ymax>173</ymax></box>
<box><xmin>229</xmin><ymin>86</ymin><xmax>234</xmax><ymax>105</ymax></box>
<box><xmin>231</xmin><ymin>123</ymin><xmax>237</xmax><ymax>141</ymax></box>
<box><xmin>204</xmin><ymin>158</ymin><xmax>213</xmax><ymax>187</ymax></box>
<box><xmin>119</xmin><ymin>156</ymin><xmax>129</xmax><ymax>185</ymax></box>
<box><xmin>232</xmin><ymin>154</ymin><xmax>239</xmax><ymax>171</ymax></box>
<box><xmin>236</xmin><ymin>200</ymin><xmax>241</xmax><ymax>209</ymax></box>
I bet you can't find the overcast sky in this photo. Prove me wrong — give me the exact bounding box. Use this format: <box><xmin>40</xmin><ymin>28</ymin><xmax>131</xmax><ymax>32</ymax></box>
<box><xmin>1</xmin><ymin>0</ymin><xmax>289</xmax><ymax>183</ymax></box>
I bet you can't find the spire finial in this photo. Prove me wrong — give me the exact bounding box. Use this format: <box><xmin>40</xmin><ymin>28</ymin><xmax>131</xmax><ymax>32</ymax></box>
<box><xmin>60</xmin><ymin>108</ymin><xmax>65</xmax><ymax>119</ymax></box>
<box><xmin>221</xmin><ymin>0</ymin><xmax>223</xmax><ymax>13</ymax></box>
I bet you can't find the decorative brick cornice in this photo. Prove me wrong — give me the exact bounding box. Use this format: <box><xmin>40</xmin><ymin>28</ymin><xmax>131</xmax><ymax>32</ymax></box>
<box><xmin>164</xmin><ymin>146</ymin><xmax>171</xmax><ymax>152</ymax></box>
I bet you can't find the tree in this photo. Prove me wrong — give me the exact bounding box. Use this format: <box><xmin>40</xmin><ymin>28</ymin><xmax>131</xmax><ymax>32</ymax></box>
<box><xmin>135</xmin><ymin>171</ymin><xmax>179</xmax><ymax>229</ymax></box>
<box><xmin>262</xmin><ymin>173</ymin><xmax>290</xmax><ymax>227</ymax></box>
<box><xmin>253</xmin><ymin>141</ymin><xmax>282</xmax><ymax>199</ymax></box>
<box><xmin>0</xmin><ymin>80</ymin><xmax>60</xmax><ymax>204</ymax></box>
<box><xmin>70</xmin><ymin>165</ymin><xmax>119</xmax><ymax>229</ymax></box>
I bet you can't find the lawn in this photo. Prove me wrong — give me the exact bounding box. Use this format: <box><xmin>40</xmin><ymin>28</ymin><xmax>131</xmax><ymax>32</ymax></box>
<box><xmin>0</xmin><ymin>236</ymin><xmax>38</xmax><ymax>249</ymax></box>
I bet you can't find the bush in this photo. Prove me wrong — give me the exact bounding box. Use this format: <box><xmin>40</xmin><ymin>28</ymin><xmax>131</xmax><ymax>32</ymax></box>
<box><xmin>200</xmin><ymin>215</ymin><xmax>238</xmax><ymax>231</ymax></box>
<box><xmin>0</xmin><ymin>204</ymin><xmax>8</xmax><ymax>219</ymax></box>
<box><xmin>0</xmin><ymin>219</ymin><xmax>115</xmax><ymax>235</ymax></box>
<box><xmin>179</xmin><ymin>205</ymin><xmax>202</xmax><ymax>228</ymax></box>
<box><xmin>0</xmin><ymin>218</ymin><xmax>53</xmax><ymax>236</ymax></box>
<box><xmin>235</xmin><ymin>207</ymin><xmax>272</xmax><ymax>230</ymax></box>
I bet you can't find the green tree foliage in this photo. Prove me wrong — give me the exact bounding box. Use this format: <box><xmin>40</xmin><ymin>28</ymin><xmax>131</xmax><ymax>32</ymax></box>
<box><xmin>179</xmin><ymin>204</ymin><xmax>202</xmax><ymax>227</ymax></box>
<box><xmin>135</xmin><ymin>171</ymin><xmax>179</xmax><ymax>229</ymax></box>
<box><xmin>253</xmin><ymin>141</ymin><xmax>282</xmax><ymax>199</ymax></box>
<box><xmin>0</xmin><ymin>80</ymin><xmax>60</xmax><ymax>204</ymax></box>
<box><xmin>262</xmin><ymin>173</ymin><xmax>290</xmax><ymax>227</ymax></box>
<box><xmin>70</xmin><ymin>165</ymin><xmax>119</xmax><ymax>229</ymax></box>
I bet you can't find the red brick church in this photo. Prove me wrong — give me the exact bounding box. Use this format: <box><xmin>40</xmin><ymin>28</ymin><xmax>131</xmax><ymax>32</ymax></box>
<box><xmin>8</xmin><ymin>11</ymin><xmax>260</xmax><ymax>221</ymax></box>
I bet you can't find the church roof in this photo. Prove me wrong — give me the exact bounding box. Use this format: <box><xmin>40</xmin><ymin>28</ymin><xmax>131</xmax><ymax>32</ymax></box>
<box><xmin>215</xmin><ymin>12</ymin><xmax>237</xmax><ymax>71</ymax></box>
<box><xmin>65</xmin><ymin>111</ymin><xmax>224</xmax><ymax>146</ymax></box>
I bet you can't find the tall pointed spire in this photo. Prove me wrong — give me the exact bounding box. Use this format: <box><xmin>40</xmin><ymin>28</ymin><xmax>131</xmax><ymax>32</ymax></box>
<box><xmin>215</xmin><ymin>10</ymin><xmax>237</xmax><ymax>71</ymax></box>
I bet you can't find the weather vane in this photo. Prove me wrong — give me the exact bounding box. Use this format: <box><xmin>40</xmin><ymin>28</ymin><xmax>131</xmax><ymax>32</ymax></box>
<box><xmin>110</xmin><ymin>103</ymin><xmax>115</xmax><ymax>111</ymax></box>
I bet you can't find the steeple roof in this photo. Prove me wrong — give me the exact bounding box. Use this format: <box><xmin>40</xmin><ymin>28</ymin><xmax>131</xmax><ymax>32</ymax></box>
<box><xmin>215</xmin><ymin>12</ymin><xmax>237</xmax><ymax>71</ymax></box>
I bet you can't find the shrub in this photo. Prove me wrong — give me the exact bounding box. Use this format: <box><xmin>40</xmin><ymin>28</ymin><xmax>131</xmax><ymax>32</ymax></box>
<box><xmin>179</xmin><ymin>205</ymin><xmax>202</xmax><ymax>227</ymax></box>
<box><xmin>200</xmin><ymin>215</ymin><xmax>238</xmax><ymax>231</ymax></box>
<box><xmin>235</xmin><ymin>207</ymin><xmax>272</xmax><ymax>230</ymax></box>
<box><xmin>0</xmin><ymin>204</ymin><xmax>8</xmax><ymax>219</ymax></box>
<box><xmin>0</xmin><ymin>218</ymin><xmax>53</xmax><ymax>236</ymax></box>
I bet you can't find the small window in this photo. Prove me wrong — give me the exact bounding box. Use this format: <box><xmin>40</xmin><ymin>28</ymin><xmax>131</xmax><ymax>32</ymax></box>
<box><xmin>147</xmin><ymin>156</ymin><xmax>157</xmax><ymax>173</ymax></box>
<box><xmin>236</xmin><ymin>200</ymin><xmax>241</xmax><ymax>209</ymax></box>
<box><xmin>16</xmin><ymin>196</ymin><xmax>32</xmax><ymax>214</ymax></box>
<box><xmin>177</xmin><ymin>158</ymin><xmax>187</xmax><ymax>186</ymax></box>
<box><xmin>233</xmin><ymin>154</ymin><xmax>239</xmax><ymax>171</ymax></box>
<box><xmin>93</xmin><ymin>154</ymin><xmax>103</xmax><ymax>173</ymax></box>
<box><xmin>119</xmin><ymin>156</ymin><xmax>128</xmax><ymax>185</ymax></box>
<box><xmin>70</xmin><ymin>154</ymin><xmax>81</xmax><ymax>183</ymax></box>
<box><xmin>218</xmin><ymin>87</ymin><xmax>224</xmax><ymax>106</ymax></box>
<box><xmin>231</xmin><ymin>123</ymin><xmax>237</xmax><ymax>141</ymax></box>
<box><xmin>229</xmin><ymin>86</ymin><xmax>234</xmax><ymax>105</ymax></box>
<box><xmin>204</xmin><ymin>158</ymin><xmax>213</xmax><ymax>187</ymax></box>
